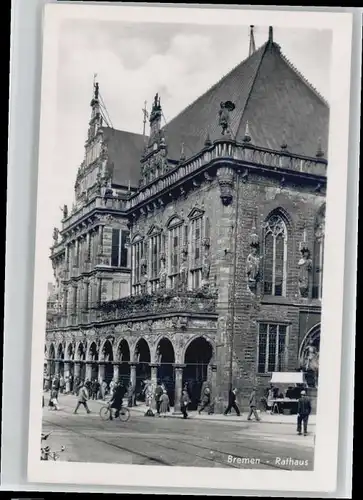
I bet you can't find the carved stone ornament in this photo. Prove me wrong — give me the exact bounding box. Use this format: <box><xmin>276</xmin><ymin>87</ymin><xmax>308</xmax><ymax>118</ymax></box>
<box><xmin>298</xmin><ymin>247</ymin><xmax>313</xmax><ymax>298</ymax></box>
<box><xmin>216</xmin><ymin>167</ymin><xmax>234</xmax><ymax>206</ymax></box>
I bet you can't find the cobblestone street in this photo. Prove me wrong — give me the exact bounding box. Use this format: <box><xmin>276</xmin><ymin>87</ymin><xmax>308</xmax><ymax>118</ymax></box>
<box><xmin>42</xmin><ymin>393</ymin><xmax>315</xmax><ymax>470</ymax></box>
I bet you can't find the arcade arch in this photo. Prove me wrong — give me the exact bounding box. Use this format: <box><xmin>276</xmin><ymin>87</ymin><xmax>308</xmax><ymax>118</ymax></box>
<box><xmin>155</xmin><ymin>337</ymin><xmax>175</xmax><ymax>405</ymax></box>
<box><xmin>134</xmin><ymin>338</ymin><xmax>151</xmax><ymax>401</ymax></box>
<box><xmin>183</xmin><ymin>336</ymin><xmax>214</xmax><ymax>410</ymax></box>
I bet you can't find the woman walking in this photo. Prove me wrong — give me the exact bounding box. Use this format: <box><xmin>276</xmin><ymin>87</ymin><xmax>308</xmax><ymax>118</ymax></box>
<box><xmin>159</xmin><ymin>390</ymin><xmax>170</xmax><ymax>417</ymax></box>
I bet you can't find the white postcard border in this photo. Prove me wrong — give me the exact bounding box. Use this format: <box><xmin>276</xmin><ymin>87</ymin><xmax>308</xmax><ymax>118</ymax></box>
<box><xmin>26</xmin><ymin>4</ymin><xmax>353</xmax><ymax>493</ymax></box>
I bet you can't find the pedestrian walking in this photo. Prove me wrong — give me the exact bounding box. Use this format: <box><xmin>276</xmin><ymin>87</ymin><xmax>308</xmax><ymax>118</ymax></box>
<box><xmin>297</xmin><ymin>390</ymin><xmax>311</xmax><ymax>436</ymax></box>
<box><xmin>73</xmin><ymin>383</ymin><xmax>91</xmax><ymax>414</ymax></box>
<box><xmin>180</xmin><ymin>389</ymin><xmax>190</xmax><ymax>419</ymax></box>
<box><xmin>159</xmin><ymin>390</ymin><xmax>170</xmax><ymax>417</ymax></box>
<box><xmin>48</xmin><ymin>388</ymin><xmax>59</xmax><ymax>411</ymax></box>
<box><xmin>198</xmin><ymin>387</ymin><xmax>211</xmax><ymax>415</ymax></box>
<box><xmin>100</xmin><ymin>379</ymin><xmax>107</xmax><ymax>400</ymax></box>
<box><xmin>91</xmin><ymin>379</ymin><xmax>100</xmax><ymax>400</ymax></box>
<box><xmin>224</xmin><ymin>388</ymin><xmax>241</xmax><ymax>416</ymax></box>
<box><xmin>154</xmin><ymin>382</ymin><xmax>163</xmax><ymax>414</ymax></box>
<box><xmin>247</xmin><ymin>387</ymin><xmax>261</xmax><ymax>421</ymax></box>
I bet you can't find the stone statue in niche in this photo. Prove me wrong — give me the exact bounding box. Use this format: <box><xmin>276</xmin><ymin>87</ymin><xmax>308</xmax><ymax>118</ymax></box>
<box><xmin>298</xmin><ymin>247</ymin><xmax>313</xmax><ymax>298</ymax></box>
<box><xmin>201</xmin><ymin>251</ymin><xmax>211</xmax><ymax>288</ymax></box>
<box><xmin>218</xmin><ymin>101</ymin><xmax>235</xmax><ymax>135</ymax></box>
<box><xmin>246</xmin><ymin>245</ymin><xmax>260</xmax><ymax>294</ymax></box>
<box><xmin>179</xmin><ymin>252</ymin><xmax>188</xmax><ymax>291</ymax></box>
<box><xmin>63</xmin><ymin>205</ymin><xmax>68</xmax><ymax>219</ymax></box>
<box><xmin>159</xmin><ymin>254</ymin><xmax>167</xmax><ymax>289</ymax></box>
<box><xmin>140</xmin><ymin>257</ymin><xmax>148</xmax><ymax>294</ymax></box>
<box><xmin>301</xmin><ymin>340</ymin><xmax>319</xmax><ymax>387</ymax></box>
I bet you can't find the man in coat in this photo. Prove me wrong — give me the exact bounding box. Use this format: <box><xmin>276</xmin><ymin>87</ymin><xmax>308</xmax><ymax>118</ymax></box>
<box><xmin>224</xmin><ymin>388</ymin><xmax>241</xmax><ymax>416</ymax></box>
<box><xmin>109</xmin><ymin>382</ymin><xmax>127</xmax><ymax>420</ymax></box>
<box><xmin>297</xmin><ymin>390</ymin><xmax>312</xmax><ymax>436</ymax></box>
<box><xmin>247</xmin><ymin>387</ymin><xmax>261</xmax><ymax>421</ymax></box>
<box><xmin>73</xmin><ymin>382</ymin><xmax>91</xmax><ymax>414</ymax></box>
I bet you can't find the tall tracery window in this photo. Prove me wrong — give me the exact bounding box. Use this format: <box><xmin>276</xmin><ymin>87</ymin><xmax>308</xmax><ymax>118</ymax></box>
<box><xmin>313</xmin><ymin>206</ymin><xmax>325</xmax><ymax>299</ymax></box>
<box><xmin>263</xmin><ymin>213</ymin><xmax>287</xmax><ymax>296</ymax></box>
<box><xmin>190</xmin><ymin>216</ymin><xmax>203</xmax><ymax>289</ymax></box>
<box><xmin>132</xmin><ymin>237</ymin><xmax>144</xmax><ymax>295</ymax></box>
<box><xmin>263</xmin><ymin>213</ymin><xmax>288</xmax><ymax>296</ymax></box>
<box><xmin>168</xmin><ymin>219</ymin><xmax>183</xmax><ymax>288</ymax></box>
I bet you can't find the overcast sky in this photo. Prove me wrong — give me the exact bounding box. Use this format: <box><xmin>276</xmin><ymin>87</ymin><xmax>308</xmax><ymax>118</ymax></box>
<box><xmin>45</xmin><ymin>21</ymin><xmax>331</xmax><ymax>283</ymax></box>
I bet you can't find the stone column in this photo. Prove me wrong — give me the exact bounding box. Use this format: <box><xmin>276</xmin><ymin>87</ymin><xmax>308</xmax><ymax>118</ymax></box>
<box><xmin>150</xmin><ymin>364</ymin><xmax>158</xmax><ymax>409</ymax></box>
<box><xmin>173</xmin><ymin>364</ymin><xmax>185</xmax><ymax>414</ymax></box>
<box><xmin>210</xmin><ymin>364</ymin><xmax>218</xmax><ymax>412</ymax></box>
<box><xmin>47</xmin><ymin>359</ymin><xmax>52</xmax><ymax>377</ymax></box>
<box><xmin>98</xmin><ymin>362</ymin><xmax>105</xmax><ymax>383</ymax></box>
<box><xmin>64</xmin><ymin>362</ymin><xmax>70</xmax><ymax>390</ymax></box>
<box><xmin>55</xmin><ymin>360</ymin><xmax>60</xmax><ymax>376</ymax></box>
<box><xmin>74</xmin><ymin>362</ymin><xmax>81</xmax><ymax>380</ymax></box>
<box><xmin>86</xmin><ymin>363</ymin><xmax>92</xmax><ymax>381</ymax></box>
<box><xmin>113</xmin><ymin>363</ymin><xmax>119</xmax><ymax>382</ymax></box>
<box><xmin>129</xmin><ymin>362</ymin><xmax>137</xmax><ymax>407</ymax></box>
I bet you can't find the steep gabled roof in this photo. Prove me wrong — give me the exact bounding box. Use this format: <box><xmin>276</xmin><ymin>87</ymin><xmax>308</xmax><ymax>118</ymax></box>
<box><xmin>162</xmin><ymin>40</ymin><xmax>329</xmax><ymax>160</ymax></box>
<box><xmin>101</xmin><ymin>127</ymin><xmax>147</xmax><ymax>188</ymax></box>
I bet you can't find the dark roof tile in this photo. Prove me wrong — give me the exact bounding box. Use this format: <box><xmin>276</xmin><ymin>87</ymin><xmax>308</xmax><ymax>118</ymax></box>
<box><xmin>101</xmin><ymin>127</ymin><xmax>147</xmax><ymax>188</ymax></box>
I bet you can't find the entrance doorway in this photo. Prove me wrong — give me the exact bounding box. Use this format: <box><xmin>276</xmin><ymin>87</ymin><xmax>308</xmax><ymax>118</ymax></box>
<box><xmin>183</xmin><ymin>337</ymin><xmax>213</xmax><ymax>410</ymax></box>
<box><xmin>89</xmin><ymin>342</ymin><xmax>99</xmax><ymax>380</ymax></box>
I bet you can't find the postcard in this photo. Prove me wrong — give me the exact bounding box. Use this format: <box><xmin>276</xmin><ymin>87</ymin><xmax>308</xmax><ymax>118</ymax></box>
<box><xmin>26</xmin><ymin>3</ymin><xmax>355</xmax><ymax>494</ymax></box>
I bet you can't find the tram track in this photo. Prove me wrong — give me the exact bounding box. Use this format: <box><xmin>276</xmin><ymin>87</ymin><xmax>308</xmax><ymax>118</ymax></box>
<box><xmin>42</xmin><ymin>416</ymin><xmax>296</xmax><ymax>470</ymax></box>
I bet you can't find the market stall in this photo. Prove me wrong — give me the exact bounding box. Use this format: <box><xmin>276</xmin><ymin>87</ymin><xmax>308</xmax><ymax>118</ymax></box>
<box><xmin>267</xmin><ymin>372</ymin><xmax>307</xmax><ymax>415</ymax></box>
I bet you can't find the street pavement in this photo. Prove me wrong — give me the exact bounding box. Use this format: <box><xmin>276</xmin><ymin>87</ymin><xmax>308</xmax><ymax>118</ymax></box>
<box><xmin>42</xmin><ymin>393</ymin><xmax>315</xmax><ymax>470</ymax></box>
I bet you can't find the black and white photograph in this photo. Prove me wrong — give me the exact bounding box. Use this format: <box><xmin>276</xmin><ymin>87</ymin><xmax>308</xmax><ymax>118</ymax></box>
<box><xmin>24</xmin><ymin>3</ymin><xmax>355</xmax><ymax>494</ymax></box>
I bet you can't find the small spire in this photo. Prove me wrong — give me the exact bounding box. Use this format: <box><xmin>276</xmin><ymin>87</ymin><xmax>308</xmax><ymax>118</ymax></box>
<box><xmin>249</xmin><ymin>25</ymin><xmax>256</xmax><ymax>57</ymax></box>
<box><xmin>204</xmin><ymin>133</ymin><xmax>212</xmax><ymax>147</ymax></box>
<box><xmin>243</xmin><ymin>121</ymin><xmax>251</xmax><ymax>143</ymax></box>
<box><xmin>268</xmin><ymin>26</ymin><xmax>273</xmax><ymax>43</ymax></box>
<box><xmin>180</xmin><ymin>142</ymin><xmax>186</xmax><ymax>161</ymax></box>
<box><xmin>316</xmin><ymin>137</ymin><xmax>325</xmax><ymax>158</ymax></box>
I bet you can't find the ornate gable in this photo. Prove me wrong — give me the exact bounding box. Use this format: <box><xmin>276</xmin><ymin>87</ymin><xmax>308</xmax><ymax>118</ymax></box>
<box><xmin>147</xmin><ymin>224</ymin><xmax>163</xmax><ymax>236</ymax></box>
<box><xmin>187</xmin><ymin>207</ymin><xmax>205</xmax><ymax>220</ymax></box>
<box><xmin>166</xmin><ymin>214</ymin><xmax>184</xmax><ymax>228</ymax></box>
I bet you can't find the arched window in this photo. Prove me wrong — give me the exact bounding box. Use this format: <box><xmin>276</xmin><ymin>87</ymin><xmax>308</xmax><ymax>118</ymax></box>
<box><xmin>313</xmin><ymin>205</ymin><xmax>325</xmax><ymax>299</ymax></box>
<box><xmin>263</xmin><ymin>213</ymin><xmax>288</xmax><ymax>296</ymax></box>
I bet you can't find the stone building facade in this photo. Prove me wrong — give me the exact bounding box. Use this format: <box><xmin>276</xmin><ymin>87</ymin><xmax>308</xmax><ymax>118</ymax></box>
<box><xmin>45</xmin><ymin>28</ymin><xmax>327</xmax><ymax>412</ymax></box>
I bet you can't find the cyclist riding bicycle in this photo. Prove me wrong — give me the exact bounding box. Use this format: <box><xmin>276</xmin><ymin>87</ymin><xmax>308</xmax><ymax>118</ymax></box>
<box><xmin>108</xmin><ymin>382</ymin><xmax>127</xmax><ymax>420</ymax></box>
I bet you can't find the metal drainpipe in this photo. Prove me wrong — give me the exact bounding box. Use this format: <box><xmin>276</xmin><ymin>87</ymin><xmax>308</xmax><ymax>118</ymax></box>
<box><xmin>228</xmin><ymin>170</ymin><xmax>241</xmax><ymax>390</ymax></box>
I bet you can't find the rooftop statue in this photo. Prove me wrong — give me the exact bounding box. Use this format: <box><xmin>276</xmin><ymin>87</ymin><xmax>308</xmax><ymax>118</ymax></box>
<box><xmin>218</xmin><ymin>101</ymin><xmax>235</xmax><ymax>135</ymax></box>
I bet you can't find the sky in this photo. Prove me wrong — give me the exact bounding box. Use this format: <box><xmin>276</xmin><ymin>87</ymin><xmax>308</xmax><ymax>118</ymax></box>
<box><xmin>45</xmin><ymin>20</ymin><xmax>332</xmax><ymax>283</ymax></box>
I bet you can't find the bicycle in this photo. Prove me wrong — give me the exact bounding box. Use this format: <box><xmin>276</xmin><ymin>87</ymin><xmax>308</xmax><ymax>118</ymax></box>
<box><xmin>99</xmin><ymin>404</ymin><xmax>130</xmax><ymax>422</ymax></box>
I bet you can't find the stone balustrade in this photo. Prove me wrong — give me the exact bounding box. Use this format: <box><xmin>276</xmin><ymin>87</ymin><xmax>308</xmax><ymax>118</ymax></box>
<box><xmin>128</xmin><ymin>139</ymin><xmax>327</xmax><ymax>209</ymax></box>
<box><xmin>61</xmin><ymin>195</ymin><xmax>128</xmax><ymax>232</ymax></box>
<box><xmin>46</xmin><ymin>288</ymin><xmax>218</xmax><ymax>331</ymax></box>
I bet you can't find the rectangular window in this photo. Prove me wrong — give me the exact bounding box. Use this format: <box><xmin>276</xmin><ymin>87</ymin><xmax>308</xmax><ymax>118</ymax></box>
<box><xmin>169</xmin><ymin>226</ymin><xmax>182</xmax><ymax>283</ymax></box>
<box><xmin>258</xmin><ymin>323</ymin><xmax>287</xmax><ymax>373</ymax></box>
<box><xmin>111</xmin><ymin>229</ymin><xmax>130</xmax><ymax>268</ymax></box>
<box><xmin>150</xmin><ymin>233</ymin><xmax>162</xmax><ymax>291</ymax></box>
<box><xmin>132</xmin><ymin>239</ymin><xmax>143</xmax><ymax>295</ymax></box>
<box><xmin>190</xmin><ymin>217</ymin><xmax>203</xmax><ymax>289</ymax></box>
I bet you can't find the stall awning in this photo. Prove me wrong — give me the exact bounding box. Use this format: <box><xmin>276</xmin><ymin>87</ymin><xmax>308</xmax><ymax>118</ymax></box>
<box><xmin>270</xmin><ymin>372</ymin><xmax>305</xmax><ymax>385</ymax></box>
